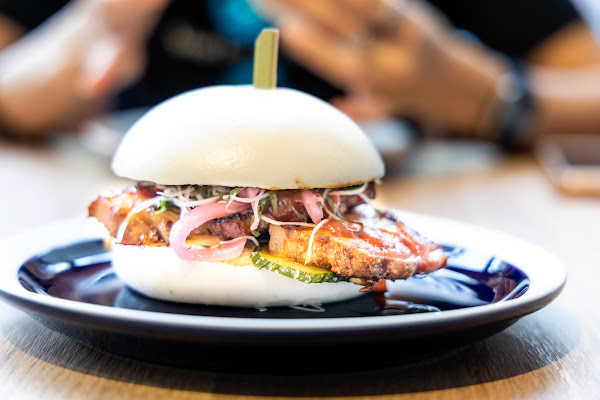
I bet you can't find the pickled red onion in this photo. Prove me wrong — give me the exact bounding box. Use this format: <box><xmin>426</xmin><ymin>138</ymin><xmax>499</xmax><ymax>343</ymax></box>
<box><xmin>224</xmin><ymin>188</ymin><xmax>268</xmax><ymax>230</ymax></box>
<box><xmin>301</xmin><ymin>189</ymin><xmax>323</xmax><ymax>224</ymax></box>
<box><xmin>169</xmin><ymin>200</ymin><xmax>250</xmax><ymax>261</ymax></box>
<box><xmin>182</xmin><ymin>235</ymin><xmax>248</xmax><ymax>262</ymax></box>
<box><xmin>239</xmin><ymin>187</ymin><xmax>260</xmax><ymax>198</ymax></box>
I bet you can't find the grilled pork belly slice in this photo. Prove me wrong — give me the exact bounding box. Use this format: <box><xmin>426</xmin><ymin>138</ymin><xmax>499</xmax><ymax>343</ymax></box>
<box><xmin>88</xmin><ymin>183</ymin><xmax>374</xmax><ymax>245</ymax></box>
<box><xmin>88</xmin><ymin>187</ymin><xmax>258</xmax><ymax>244</ymax></box>
<box><xmin>90</xmin><ymin>185</ymin><xmax>446</xmax><ymax>282</ymax></box>
<box><xmin>268</xmin><ymin>204</ymin><xmax>447</xmax><ymax>281</ymax></box>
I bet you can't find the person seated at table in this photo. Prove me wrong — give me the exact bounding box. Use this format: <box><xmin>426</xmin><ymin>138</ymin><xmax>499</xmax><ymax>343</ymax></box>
<box><xmin>264</xmin><ymin>0</ymin><xmax>600</xmax><ymax>150</ymax></box>
<box><xmin>0</xmin><ymin>0</ymin><xmax>339</xmax><ymax>140</ymax></box>
<box><xmin>0</xmin><ymin>0</ymin><xmax>599</xmax><ymax>153</ymax></box>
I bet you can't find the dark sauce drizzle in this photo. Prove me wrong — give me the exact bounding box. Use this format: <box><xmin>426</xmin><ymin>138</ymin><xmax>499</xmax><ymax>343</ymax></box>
<box><xmin>19</xmin><ymin>240</ymin><xmax>529</xmax><ymax>319</ymax></box>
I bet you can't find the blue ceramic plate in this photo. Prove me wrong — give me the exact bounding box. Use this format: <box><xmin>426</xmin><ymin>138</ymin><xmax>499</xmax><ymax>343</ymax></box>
<box><xmin>0</xmin><ymin>213</ymin><xmax>566</xmax><ymax>370</ymax></box>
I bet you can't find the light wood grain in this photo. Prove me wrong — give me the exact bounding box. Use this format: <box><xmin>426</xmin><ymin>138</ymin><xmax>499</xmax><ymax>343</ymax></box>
<box><xmin>1</xmin><ymin>136</ymin><xmax>599</xmax><ymax>399</ymax></box>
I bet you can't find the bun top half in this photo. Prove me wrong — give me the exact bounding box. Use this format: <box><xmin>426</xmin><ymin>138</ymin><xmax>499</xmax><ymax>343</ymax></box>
<box><xmin>111</xmin><ymin>85</ymin><xmax>385</xmax><ymax>189</ymax></box>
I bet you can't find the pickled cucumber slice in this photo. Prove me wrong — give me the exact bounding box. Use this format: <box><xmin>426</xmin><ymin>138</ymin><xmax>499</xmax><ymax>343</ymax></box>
<box><xmin>251</xmin><ymin>250</ymin><xmax>346</xmax><ymax>283</ymax></box>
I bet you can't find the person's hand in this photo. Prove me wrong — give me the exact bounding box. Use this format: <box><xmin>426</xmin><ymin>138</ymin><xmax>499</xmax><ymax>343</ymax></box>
<box><xmin>262</xmin><ymin>0</ymin><xmax>507</xmax><ymax>134</ymax></box>
<box><xmin>75</xmin><ymin>0</ymin><xmax>171</xmax><ymax>97</ymax></box>
<box><xmin>0</xmin><ymin>0</ymin><xmax>170</xmax><ymax>137</ymax></box>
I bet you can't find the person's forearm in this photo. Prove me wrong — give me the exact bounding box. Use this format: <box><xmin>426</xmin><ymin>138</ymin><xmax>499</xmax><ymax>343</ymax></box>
<box><xmin>0</xmin><ymin>2</ymin><xmax>96</xmax><ymax>137</ymax></box>
<box><xmin>435</xmin><ymin>38</ymin><xmax>600</xmax><ymax>142</ymax></box>
<box><xmin>0</xmin><ymin>59</ymin><xmax>107</xmax><ymax>137</ymax></box>
<box><xmin>422</xmin><ymin>35</ymin><xmax>509</xmax><ymax>137</ymax></box>
<box><xmin>0</xmin><ymin>0</ymin><xmax>168</xmax><ymax>138</ymax></box>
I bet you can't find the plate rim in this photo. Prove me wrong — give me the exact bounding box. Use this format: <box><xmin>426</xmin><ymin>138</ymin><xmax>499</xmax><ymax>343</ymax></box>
<box><xmin>0</xmin><ymin>213</ymin><xmax>566</xmax><ymax>336</ymax></box>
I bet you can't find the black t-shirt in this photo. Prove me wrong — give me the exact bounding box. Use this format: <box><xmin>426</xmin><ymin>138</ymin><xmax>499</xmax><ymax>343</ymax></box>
<box><xmin>428</xmin><ymin>0</ymin><xmax>581</xmax><ymax>57</ymax></box>
<box><xmin>0</xmin><ymin>0</ymin><xmax>581</xmax><ymax>109</ymax></box>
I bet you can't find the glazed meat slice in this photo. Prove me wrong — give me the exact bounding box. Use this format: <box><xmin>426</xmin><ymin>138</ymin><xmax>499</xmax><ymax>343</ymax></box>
<box><xmin>88</xmin><ymin>184</ymin><xmax>375</xmax><ymax>245</ymax></box>
<box><xmin>88</xmin><ymin>186</ymin><xmax>179</xmax><ymax>245</ymax></box>
<box><xmin>202</xmin><ymin>210</ymin><xmax>266</xmax><ymax>239</ymax></box>
<box><xmin>88</xmin><ymin>187</ymin><xmax>251</xmax><ymax>244</ymax></box>
<box><xmin>268</xmin><ymin>204</ymin><xmax>447</xmax><ymax>281</ymax></box>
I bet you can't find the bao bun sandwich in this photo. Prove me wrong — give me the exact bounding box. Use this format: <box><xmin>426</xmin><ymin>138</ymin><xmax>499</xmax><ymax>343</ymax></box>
<box><xmin>89</xmin><ymin>85</ymin><xmax>447</xmax><ymax>307</ymax></box>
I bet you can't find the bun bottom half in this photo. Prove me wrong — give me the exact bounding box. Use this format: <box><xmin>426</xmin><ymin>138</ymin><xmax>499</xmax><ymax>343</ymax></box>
<box><xmin>112</xmin><ymin>244</ymin><xmax>364</xmax><ymax>308</ymax></box>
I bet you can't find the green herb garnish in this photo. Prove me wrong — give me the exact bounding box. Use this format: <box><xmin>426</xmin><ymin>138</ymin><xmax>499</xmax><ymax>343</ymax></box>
<box><xmin>290</xmin><ymin>205</ymin><xmax>307</xmax><ymax>222</ymax></box>
<box><xmin>258</xmin><ymin>197</ymin><xmax>268</xmax><ymax>214</ymax></box>
<box><xmin>268</xmin><ymin>191</ymin><xmax>279</xmax><ymax>216</ymax></box>
<box><xmin>326</xmin><ymin>197</ymin><xmax>338</xmax><ymax>215</ymax></box>
<box><xmin>154</xmin><ymin>199</ymin><xmax>173</xmax><ymax>215</ymax></box>
<box><xmin>226</xmin><ymin>187</ymin><xmax>244</xmax><ymax>208</ymax></box>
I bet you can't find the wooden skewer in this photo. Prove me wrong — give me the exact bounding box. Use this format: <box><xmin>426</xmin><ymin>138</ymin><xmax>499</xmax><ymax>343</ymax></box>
<box><xmin>253</xmin><ymin>28</ymin><xmax>279</xmax><ymax>89</ymax></box>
